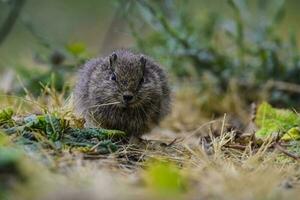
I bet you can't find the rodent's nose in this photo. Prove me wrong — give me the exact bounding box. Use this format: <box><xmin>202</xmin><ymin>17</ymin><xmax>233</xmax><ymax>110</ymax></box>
<box><xmin>123</xmin><ymin>94</ymin><xmax>133</xmax><ymax>102</ymax></box>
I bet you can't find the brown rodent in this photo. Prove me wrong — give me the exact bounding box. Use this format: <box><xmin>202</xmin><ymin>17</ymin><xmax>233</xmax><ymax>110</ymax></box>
<box><xmin>73</xmin><ymin>49</ymin><xmax>171</xmax><ymax>137</ymax></box>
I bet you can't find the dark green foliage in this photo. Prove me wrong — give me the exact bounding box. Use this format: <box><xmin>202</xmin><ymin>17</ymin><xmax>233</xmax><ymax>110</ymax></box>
<box><xmin>62</xmin><ymin>139</ymin><xmax>118</xmax><ymax>154</ymax></box>
<box><xmin>45</xmin><ymin>115</ymin><xmax>63</xmax><ymax>141</ymax></box>
<box><xmin>67</xmin><ymin>127</ymin><xmax>126</xmax><ymax>141</ymax></box>
<box><xmin>4</xmin><ymin>114</ymin><xmax>65</xmax><ymax>142</ymax></box>
<box><xmin>1</xmin><ymin>111</ymin><xmax>126</xmax><ymax>154</ymax></box>
<box><xmin>62</xmin><ymin>128</ymin><xmax>125</xmax><ymax>153</ymax></box>
<box><xmin>123</xmin><ymin>0</ymin><xmax>300</xmax><ymax>107</ymax></box>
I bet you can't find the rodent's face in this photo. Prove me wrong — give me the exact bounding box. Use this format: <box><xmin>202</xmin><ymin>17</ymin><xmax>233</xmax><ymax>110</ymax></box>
<box><xmin>108</xmin><ymin>52</ymin><xmax>147</xmax><ymax>107</ymax></box>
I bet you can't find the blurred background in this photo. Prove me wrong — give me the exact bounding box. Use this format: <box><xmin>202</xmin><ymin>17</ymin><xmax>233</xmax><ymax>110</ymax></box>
<box><xmin>2</xmin><ymin>1</ymin><xmax>300</xmax><ymax>199</ymax></box>
<box><xmin>1</xmin><ymin>0</ymin><xmax>300</xmax><ymax>125</ymax></box>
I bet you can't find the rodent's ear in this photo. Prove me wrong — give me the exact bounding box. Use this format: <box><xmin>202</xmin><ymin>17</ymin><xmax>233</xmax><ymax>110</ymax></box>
<box><xmin>109</xmin><ymin>52</ymin><xmax>118</xmax><ymax>69</ymax></box>
<box><xmin>140</xmin><ymin>56</ymin><xmax>146</xmax><ymax>72</ymax></box>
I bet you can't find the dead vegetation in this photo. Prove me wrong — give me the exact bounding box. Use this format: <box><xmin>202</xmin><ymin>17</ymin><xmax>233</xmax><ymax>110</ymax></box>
<box><xmin>1</xmin><ymin>85</ymin><xmax>300</xmax><ymax>200</ymax></box>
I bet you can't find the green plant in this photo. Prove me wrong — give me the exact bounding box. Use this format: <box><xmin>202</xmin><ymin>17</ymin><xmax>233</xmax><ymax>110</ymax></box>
<box><xmin>123</xmin><ymin>0</ymin><xmax>300</xmax><ymax>108</ymax></box>
<box><xmin>255</xmin><ymin>102</ymin><xmax>300</xmax><ymax>139</ymax></box>
<box><xmin>8</xmin><ymin>18</ymin><xmax>92</xmax><ymax>96</ymax></box>
<box><xmin>1</xmin><ymin>111</ymin><xmax>126</xmax><ymax>154</ymax></box>
<box><xmin>144</xmin><ymin>160</ymin><xmax>186</xmax><ymax>197</ymax></box>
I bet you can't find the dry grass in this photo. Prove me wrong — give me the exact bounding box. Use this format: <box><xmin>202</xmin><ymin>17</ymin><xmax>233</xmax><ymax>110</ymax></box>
<box><xmin>1</xmin><ymin>85</ymin><xmax>300</xmax><ymax>200</ymax></box>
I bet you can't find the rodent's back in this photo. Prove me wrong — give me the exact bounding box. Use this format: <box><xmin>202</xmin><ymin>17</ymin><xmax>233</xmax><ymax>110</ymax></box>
<box><xmin>73</xmin><ymin>58</ymin><xmax>107</xmax><ymax>119</ymax></box>
<box><xmin>73</xmin><ymin>50</ymin><xmax>171</xmax><ymax>136</ymax></box>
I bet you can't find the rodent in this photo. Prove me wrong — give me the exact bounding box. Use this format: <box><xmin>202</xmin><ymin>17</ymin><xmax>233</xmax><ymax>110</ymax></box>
<box><xmin>73</xmin><ymin>49</ymin><xmax>171</xmax><ymax>137</ymax></box>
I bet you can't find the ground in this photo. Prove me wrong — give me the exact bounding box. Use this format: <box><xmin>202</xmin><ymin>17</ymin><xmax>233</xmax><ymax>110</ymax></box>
<box><xmin>1</xmin><ymin>86</ymin><xmax>300</xmax><ymax>200</ymax></box>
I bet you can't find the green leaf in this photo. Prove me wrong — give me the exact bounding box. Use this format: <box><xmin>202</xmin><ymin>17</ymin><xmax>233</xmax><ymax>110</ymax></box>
<box><xmin>281</xmin><ymin>127</ymin><xmax>300</xmax><ymax>141</ymax></box>
<box><xmin>255</xmin><ymin>102</ymin><xmax>300</xmax><ymax>139</ymax></box>
<box><xmin>0</xmin><ymin>108</ymin><xmax>14</xmax><ymax>125</ymax></box>
<box><xmin>144</xmin><ymin>160</ymin><xmax>186</xmax><ymax>196</ymax></box>
<box><xmin>45</xmin><ymin>115</ymin><xmax>63</xmax><ymax>141</ymax></box>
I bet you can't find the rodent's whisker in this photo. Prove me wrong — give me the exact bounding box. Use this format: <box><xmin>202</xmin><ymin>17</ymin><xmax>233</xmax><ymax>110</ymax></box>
<box><xmin>89</xmin><ymin>101</ymin><xmax>121</xmax><ymax>108</ymax></box>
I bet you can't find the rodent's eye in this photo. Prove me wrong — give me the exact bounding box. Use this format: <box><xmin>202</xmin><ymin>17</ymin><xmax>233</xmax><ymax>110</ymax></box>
<box><xmin>110</xmin><ymin>73</ymin><xmax>117</xmax><ymax>81</ymax></box>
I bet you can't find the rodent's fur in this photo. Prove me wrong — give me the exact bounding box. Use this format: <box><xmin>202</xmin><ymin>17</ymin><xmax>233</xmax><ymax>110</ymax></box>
<box><xmin>73</xmin><ymin>49</ymin><xmax>171</xmax><ymax>137</ymax></box>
